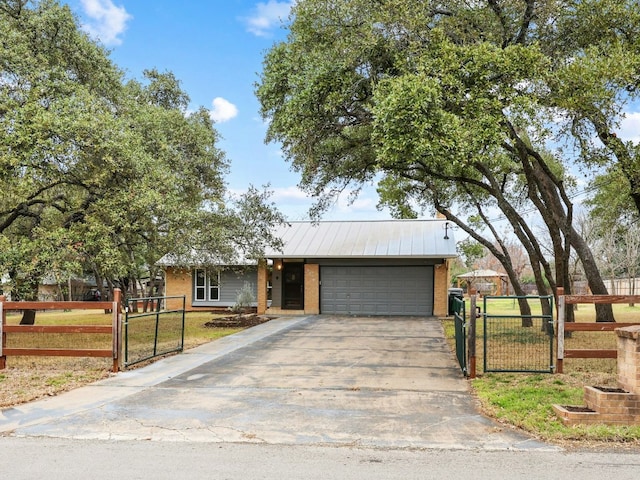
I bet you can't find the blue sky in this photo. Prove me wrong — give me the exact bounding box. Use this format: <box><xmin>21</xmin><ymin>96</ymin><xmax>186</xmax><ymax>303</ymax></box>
<box><xmin>63</xmin><ymin>0</ymin><xmax>640</xmax><ymax>229</ymax></box>
<box><xmin>65</xmin><ymin>0</ymin><xmax>391</xmax><ymax>221</ymax></box>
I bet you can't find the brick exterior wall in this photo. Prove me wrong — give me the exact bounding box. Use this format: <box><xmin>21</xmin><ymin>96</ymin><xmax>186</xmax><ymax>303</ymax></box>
<box><xmin>164</xmin><ymin>267</ymin><xmax>192</xmax><ymax>311</ymax></box>
<box><xmin>617</xmin><ymin>326</ymin><xmax>640</xmax><ymax>395</ymax></box>
<box><xmin>304</xmin><ymin>263</ymin><xmax>320</xmax><ymax>314</ymax></box>
<box><xmin>257</xmin><ymin>261</ymin><xmax>268</xmax><ymax>315</ymax></box>
<box><xmin>433</xmin><ymin>260</ymin><xmax>450</xmax><ymax>317</ymax></box>
<box><xmin>167</xmin><ymin>257</ymin><xmax>451</xmax><ymax>316</ymax></box>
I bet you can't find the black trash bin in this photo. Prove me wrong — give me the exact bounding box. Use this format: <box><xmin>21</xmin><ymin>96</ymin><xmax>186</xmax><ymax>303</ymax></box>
<box><xmin>448</xmin><ymin>287</ymin><xmax>464</xmax><ymax>316</ymax></box>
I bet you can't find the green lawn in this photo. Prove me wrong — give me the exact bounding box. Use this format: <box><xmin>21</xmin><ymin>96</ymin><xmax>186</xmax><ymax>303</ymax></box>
<box><xmin>444</xmin><ymin>297</ymin><xmax>640</xmax><ymax>447</ymax></box>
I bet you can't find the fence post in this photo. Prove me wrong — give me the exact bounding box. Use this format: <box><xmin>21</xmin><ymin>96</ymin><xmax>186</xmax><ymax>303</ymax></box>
<box><xmin>112</xmin><ymin>288</ymin><xmax>122</xmax><ymax>372</ymax></box>
<box><xmin>556</xmin><ymin>287</ymin><xmax>565</xmax><ymax>374</ymax></box>
<box><xmin>468</xmin><ymin>290</ymin><xmax>477</xmax><ymax>379</ymax></box>
<box><xmin>0</xmin><ymin>295</ymin><xmax>5</xmax><ymax>369</ymax></box>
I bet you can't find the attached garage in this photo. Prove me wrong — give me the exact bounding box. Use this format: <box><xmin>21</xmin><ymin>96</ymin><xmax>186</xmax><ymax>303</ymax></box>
<box><xmin>320</xmin><ymin>265</ymin><xmax>434</xmax><ymax>316</ymax></box>
<box><xmin>263</xmin><ymin>220</ymin><xmax>457</xmax><ymax>317</ymax></box>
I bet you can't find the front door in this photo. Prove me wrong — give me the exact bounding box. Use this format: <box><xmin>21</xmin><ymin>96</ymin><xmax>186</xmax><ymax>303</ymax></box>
<box><xmin>283</xmin><ymin>262</ymin><xmax>304</xmax><ymax>309</ymax></box>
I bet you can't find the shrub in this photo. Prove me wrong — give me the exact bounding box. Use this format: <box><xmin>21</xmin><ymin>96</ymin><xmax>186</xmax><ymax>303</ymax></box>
<box><xmin>230</xmin><ymin>282</ymin><xmax>255</xmax><ymax>314</ymax></box>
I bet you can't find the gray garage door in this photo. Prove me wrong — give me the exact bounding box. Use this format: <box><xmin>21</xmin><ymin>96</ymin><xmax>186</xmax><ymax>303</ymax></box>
<box><xmin>321</xmin><ymin>266</ymin><xmax>434</xmax><ymax>316</ymax></box>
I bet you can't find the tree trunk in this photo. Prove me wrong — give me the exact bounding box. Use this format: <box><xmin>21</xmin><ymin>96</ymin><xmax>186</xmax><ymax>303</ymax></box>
<box><xmin>568</xmin><ymin>226</ymin><xmax>615</xmax><ymax>322</ymax></box>
<box><xmin>436</xmin><ymin>204</ymin><xmax>533</xmax><ymax>323</ymax></box>
<box><xmin>474</xmin><ymin>162</ymin><xmax>557</xmax><ymax>322</ymax></box>
<box><xmin>14</xmin><ymin>271</ymin><xmax>40</xmax><ymax>325</ymax></box>
<box><xmin>19</xmin><ymin>310</ymin><xmax>36</xmax><ymax>325</ymax></box>
<box><xmin>511</xmin><ymin>128</ymin><xmax>616</xmax><ymax>323</ymax></box>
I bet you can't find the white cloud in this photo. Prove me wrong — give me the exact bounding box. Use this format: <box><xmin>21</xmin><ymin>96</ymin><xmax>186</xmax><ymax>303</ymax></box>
<box><xmin>335</xmin><ymin>190</ymin><xmax>377</xmax><ymax>213</ymax></box>
<box><xmin>209</xmin><ymin>97</ymin><xmax>239</xmax><ymax>123</ymax></box>
<box><xmin>79</xmin><ymin>0</ymin><xmax>131</xmax><ymax>46</ymax></box>
<box><xmin>617</xmin><ymin>111</ymin><xmax>640</xmax><ymax>143</ymax></box>
<box><xmin>271</xmin><ymin>185</ymin><xmax>310</xmax><ymax>202</ymax></box>
<box><xmin>243</xmin><ymin>1</ymin><xmax>293</xmax><ymax>37</ymax></box>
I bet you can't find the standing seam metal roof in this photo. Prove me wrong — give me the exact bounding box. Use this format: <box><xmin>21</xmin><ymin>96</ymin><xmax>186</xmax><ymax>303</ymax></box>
<box><xmin>265</xmin><ymin>220</ymin><xmax>457</xmax><ymax>258</ymax></box>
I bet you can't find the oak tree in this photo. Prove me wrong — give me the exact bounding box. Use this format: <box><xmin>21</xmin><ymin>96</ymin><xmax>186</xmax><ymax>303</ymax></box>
<box><xmin>257</xmin><ymin>0</ymin><xmax>640</xmax><ymax>321</ymax></box>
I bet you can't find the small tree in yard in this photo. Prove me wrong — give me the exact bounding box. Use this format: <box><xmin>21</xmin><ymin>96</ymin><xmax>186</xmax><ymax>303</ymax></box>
<box><xmin>231</xmin><ymin>282</ymin><xmax>255</xmax><ymax>314</ymax></box>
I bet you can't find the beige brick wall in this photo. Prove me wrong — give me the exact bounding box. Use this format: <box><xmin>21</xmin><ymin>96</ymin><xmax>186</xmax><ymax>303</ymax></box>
<box><xmin>164</xmin><ymin>267</ymin><xmax>193</xmax><ymax>311</ymax></box>
<box><xmin>433</xmin><ymin>260</ymin><xmax>450</xmax><ymax>317</ymax></box>
<box><xmin>304</xmin><ymin>264</ymin><xmax>320</xmax><ymax>314</ymax></box>
<box><xmin>617</xmin><ymin>326</ymin><xmax>640</xmax><ymax>395</ymax></box>
<box><xmin>257</xmin><ymin>261</ymin><xmax>268</xmax><ymax>315</ymax></box>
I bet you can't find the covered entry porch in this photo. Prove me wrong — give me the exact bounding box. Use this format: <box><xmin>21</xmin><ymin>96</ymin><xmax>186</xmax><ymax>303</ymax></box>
<box><xmin>256</xmin><ymin>220</ymin><xmax>457</xmax><ymax>317</ymax></box>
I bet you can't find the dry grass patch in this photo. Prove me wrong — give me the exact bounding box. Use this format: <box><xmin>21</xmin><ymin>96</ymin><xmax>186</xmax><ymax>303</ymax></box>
<box><xmin>1</xmin><ymin>310</ymin><xmax>245</xmax><ymax>408</ymax></box>
<box><xmin>0</xmin><ymin>359</ymin><xmax>112</xmax><ymax>408</ymax></box>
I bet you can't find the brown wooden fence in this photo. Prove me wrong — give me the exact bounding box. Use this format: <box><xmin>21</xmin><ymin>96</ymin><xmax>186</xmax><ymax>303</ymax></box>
<box><xmin>0</xmin><ymin>289</ymin><xmax>122</xmax><ymax>372</ymax></box>
<box><xmin>556</xmin><ymin>287</ymin><xmax>640</xmax><ymax>373</ymax></box>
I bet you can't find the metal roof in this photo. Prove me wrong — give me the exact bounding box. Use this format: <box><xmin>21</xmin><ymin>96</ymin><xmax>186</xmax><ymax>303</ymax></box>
<box><xmin>156</xmin><ymin>251</ymin><xmax>256</xmax><ymax>267</ymax></box>
<box><xmin>265</xmin><ymin>220</ymin><xmax>457</xmax><ymax>259</ymax></box>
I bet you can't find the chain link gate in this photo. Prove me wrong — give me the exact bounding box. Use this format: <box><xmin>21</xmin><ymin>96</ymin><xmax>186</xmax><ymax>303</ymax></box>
<box><xmin>123</xmin><ymin>295</ymin><xmax>185</xmax><ymax>368</ymax></box>
<box><xmin>482</xmin><ymin>295</ymin><xmax>555</xmax><ymax>374</ymax></box>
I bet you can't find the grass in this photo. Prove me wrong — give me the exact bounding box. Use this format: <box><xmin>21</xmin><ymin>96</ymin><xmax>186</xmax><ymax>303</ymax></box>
<box><xmin>472</xmin><ymin>373</ymin><xmax>640</xmax><ymax>445</ymax></box>
<box><xmin>0</xmin><ymin>310</ymin><xmax>242</xmax><ymax>407</ymax></box>
<box><xmin>445</xmin><ymin>297</ymin><xmax>640</xmax><ymax>448</ymax></box>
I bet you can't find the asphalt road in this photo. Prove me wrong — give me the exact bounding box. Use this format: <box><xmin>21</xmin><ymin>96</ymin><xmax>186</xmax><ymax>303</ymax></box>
<box><xmin>2</xmin><ymin>437</ymin><xmax>640</xmax><ymax>480</ymax></box>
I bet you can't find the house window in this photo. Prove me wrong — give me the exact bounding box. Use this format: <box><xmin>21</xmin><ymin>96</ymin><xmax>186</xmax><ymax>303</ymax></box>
<box><xmin>194</xmin><ymin>269</ymin><xmax>220</xmax><ymax>302</ymax></box>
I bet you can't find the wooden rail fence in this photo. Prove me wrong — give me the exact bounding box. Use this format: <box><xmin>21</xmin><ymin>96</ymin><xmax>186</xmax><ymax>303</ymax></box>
<box><xmin>556</xmin><ymin>287</ymin><xmax>640</xmax><ymax>373</ymax></box>
<box><xmin>0</xmin><ymin>289</ymin><xmax>122</xmax><ymax>372</ymax></box>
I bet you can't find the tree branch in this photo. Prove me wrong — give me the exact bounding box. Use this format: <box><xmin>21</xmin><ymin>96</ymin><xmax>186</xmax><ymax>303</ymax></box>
<box><xmin>515</xmin><ymin>0</ymin><xmax>536</xmax><ymax>45</ymax></box>
<box><xmin>488</xmin><ymin>0</ymin><xmax>510</xmax><ymax>48</ymax></box>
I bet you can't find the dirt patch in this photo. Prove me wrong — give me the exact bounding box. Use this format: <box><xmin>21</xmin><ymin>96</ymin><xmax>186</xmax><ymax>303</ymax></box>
<box><xmin>204</xmin><ymin>314</ymin><xmax>274</xmax><ymax>329</ymax></box>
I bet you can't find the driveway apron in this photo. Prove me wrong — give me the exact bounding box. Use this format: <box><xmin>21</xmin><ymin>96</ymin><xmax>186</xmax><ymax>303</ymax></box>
<box><xmin>0</xmin><ymin>315</ymin><xmax>553</xmax><ymax>450</ymax></box>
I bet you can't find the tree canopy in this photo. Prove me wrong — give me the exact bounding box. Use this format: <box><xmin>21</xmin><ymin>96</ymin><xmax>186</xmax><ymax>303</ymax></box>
<box><xmin>0</xmin><ymin>0</ymin><xmax>283</xmax><ymax>313</ymax></box>
<box><xmin>257</xmin><ymin>0</ymin><xmax>640</xmax><ymax>319</ymax></box>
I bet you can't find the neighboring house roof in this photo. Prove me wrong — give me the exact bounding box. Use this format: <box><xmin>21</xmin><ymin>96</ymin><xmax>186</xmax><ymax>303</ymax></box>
<box><xmin>40</xmin><ymin>273</ymin><xmax>99</xmax><ymax>286</ymax></box>
<box><xmin>265</xmin><ymin>220</ymin><xmax>457</xmax><ymax>259</ymax></box>
<box><xmin>457</xmin><ymin>269</ymin><xmax>508</xmax><ymax>278</ymax></box>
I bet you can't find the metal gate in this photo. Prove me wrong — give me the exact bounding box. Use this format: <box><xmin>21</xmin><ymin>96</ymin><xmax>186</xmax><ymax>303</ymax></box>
<box><xmin>482</xmin><ymin>295</ymin><xmax>554</xmax><ymax>373</ymax></box>
<box><xmin>123</xmin><ymin>295</ymin><xmax>185</xmax><ymax>368</ymax></box>
<box><xmin>452</xmin><ymin>296</ymin><xmax>467</xmax><ymax>375</ymax></box>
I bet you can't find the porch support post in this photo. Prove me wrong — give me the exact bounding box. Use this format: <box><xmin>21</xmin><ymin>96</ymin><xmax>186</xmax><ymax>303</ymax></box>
<box><xmin>433</xmin><ymin>260</ymin><xmax>449</xmax><ymax>317</ymax></box>
<box><xmin>304</xmin><ymin>264</ymin><xmax>320</xmax><ymax>314</ymax></box>
<box><xmin>257</xmin><ymin>260</ymin><xmax>268</xmax><ymax>315</ymax></box>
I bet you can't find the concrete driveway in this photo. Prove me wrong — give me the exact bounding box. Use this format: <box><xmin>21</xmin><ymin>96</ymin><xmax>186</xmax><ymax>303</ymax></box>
<box><xmin>0</xmin><ymin>315</ymin><xmax>553</xmax><ymax>450</ymax></box>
